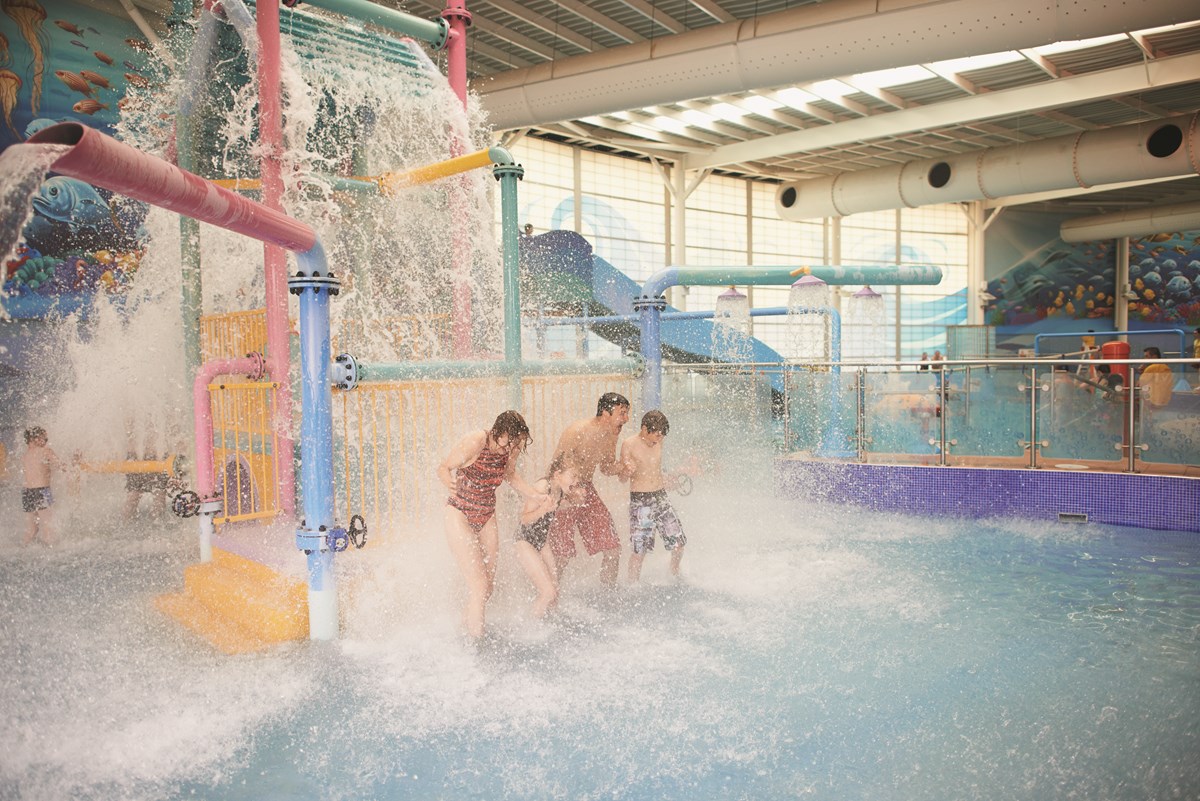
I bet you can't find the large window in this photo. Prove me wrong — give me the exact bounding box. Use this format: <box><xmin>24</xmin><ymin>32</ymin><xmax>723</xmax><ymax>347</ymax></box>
<box><xmin>499</xmin><ymin>137</ymin><xmax>970</xmax><ymax>364</ymax></box>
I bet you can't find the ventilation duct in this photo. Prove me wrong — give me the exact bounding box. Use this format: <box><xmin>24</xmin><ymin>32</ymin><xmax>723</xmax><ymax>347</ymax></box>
<box><xmin>477</xmin><ymin>0</ymin><xmax>1191</xmax><ymax>131</ymax></box>
<box><xmin>1061</xmin><ymin>199</ymin><xmax>1200</xmax><ymax>243</ymax></box>
<box><xmin>776</xmin><ymin>113</ymin><xmax>1200</xmax><ymax>220</ymax></box>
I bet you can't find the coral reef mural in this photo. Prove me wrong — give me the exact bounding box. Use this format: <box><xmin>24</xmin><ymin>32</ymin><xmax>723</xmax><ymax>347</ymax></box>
<box><xmin>1</xmin><ymin>0</ymin><xmax>154</xmax><ymax>317</ymax></box>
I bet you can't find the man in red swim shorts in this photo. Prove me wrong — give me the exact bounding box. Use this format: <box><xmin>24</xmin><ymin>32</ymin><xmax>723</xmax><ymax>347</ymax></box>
<box><xmin>548</xmin><ymin>392</ymin><xmax>631</xmax><ymax>587</ymax></box>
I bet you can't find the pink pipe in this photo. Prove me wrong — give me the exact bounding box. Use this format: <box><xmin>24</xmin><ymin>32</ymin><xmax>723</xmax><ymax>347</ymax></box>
<box><xmin>442</xmin><ymin>1</ymin><xmax>473</xmax><ymax>357</ymax></box>
<box><xmin>26</xmin><ymin>121</ymin><xmax>307</xmax><ymax>515</ymax></box>
<box><xmin>27</xmin><ymin>123</ymin><xmax>316</xmax><ymax>252</ymax></box>
<box><xmin>193</xmin><ymin>355</ymin><xmax>265</xmax><ymax>499</ymax></box>
<box><xmin>256</xmin><ymin>0</ymin><xmax>298</xmax><ymax>516</ymax></box>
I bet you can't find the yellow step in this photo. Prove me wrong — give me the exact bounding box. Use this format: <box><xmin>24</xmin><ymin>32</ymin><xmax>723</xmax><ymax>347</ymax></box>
<box><xmin>155</xmin><ymin>591</ymin><xmax>271</xmax><ymax>655</ymax></box>
<box><xmin>156</xmin><ymin>547</ymin><xmax>309</xmax><ymax>651</ymax></box>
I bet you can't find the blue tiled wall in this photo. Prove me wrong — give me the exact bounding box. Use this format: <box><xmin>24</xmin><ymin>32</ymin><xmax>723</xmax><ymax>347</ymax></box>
<box><xmin>776</xmin><ymin>460</ymin><xmax>1200</xmax><ymax>533</ymax></box>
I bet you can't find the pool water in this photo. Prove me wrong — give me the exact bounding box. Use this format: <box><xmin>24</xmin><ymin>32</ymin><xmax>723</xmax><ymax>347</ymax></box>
<box><xmin>1</xmin><ymin>491</ymin><xmax>1197</xmax><ymax>801</ymax></box>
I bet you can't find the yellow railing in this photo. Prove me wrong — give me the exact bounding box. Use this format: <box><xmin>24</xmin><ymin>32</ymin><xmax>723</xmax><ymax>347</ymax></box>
<box><xmin>333</xmin><ymin>373</ymin><xmax>638</xmax><ymax>537</ymax></box>
<box><xmin>207</xmin><ymin>381</ymin><xmax>282</xmax><ymax>525</ymax></box>
<box><xmin>200</xmin><ymin>309</ymin><xmax>268</xmax><ymax>362</ymax></box>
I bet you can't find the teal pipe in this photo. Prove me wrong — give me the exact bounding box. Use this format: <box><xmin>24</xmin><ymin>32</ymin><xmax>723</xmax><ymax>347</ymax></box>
<box><xmin>294</xmin><ymin>0</ymin><xmax>450</xmax><ymax>48</ymax></box>
<box><xmin>352</xmin><ymin>357</ymin><xmax>641</xmax><ymax>384</ymax></box>
<box><xmin>656</xmin><ymin>264</ymin><xmax>942</xmax><ymax>297</ymax></box>
<box><xmin>494</xmin><ymin>159</ymin><xmax>525</xmax><ymax>406</ymax></box>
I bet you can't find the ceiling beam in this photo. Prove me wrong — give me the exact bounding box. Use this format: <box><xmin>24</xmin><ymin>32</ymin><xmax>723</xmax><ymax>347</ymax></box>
<box><xmin>685</xmin><ymin>50</ymin><xmax>1200</xmax><ymax>171</ymax></box>
<box><xmin>555</xmin><ymin>0</ymin><xmax>645</xmax><ymax>44</ymax></box>
<box><xmin>685</xmin><ymin>0</ymin><xmax>735</xmax><ymax>24</ymax></box>
<box><xmin>483</xmin><ymin>0</ymin><xmax>599</xmax><ymax>52</ymax></box>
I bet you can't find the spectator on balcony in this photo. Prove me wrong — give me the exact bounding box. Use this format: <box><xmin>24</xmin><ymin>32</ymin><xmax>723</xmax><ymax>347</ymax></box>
<box><xmin>1139</xmin><ymin>347</ymin><xmax>1174</xmax><ymax>407</ymax></box>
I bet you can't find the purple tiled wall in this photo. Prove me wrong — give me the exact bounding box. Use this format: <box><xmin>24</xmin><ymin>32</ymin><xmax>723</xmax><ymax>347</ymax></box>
<box><xmin>775</xmin><ymin>460</ymin><xmax>1200</xmax><ymax>533</ymax></box>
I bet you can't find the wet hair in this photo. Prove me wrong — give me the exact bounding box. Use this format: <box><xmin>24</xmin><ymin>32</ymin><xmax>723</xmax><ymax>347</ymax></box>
<box><xmin>596</xmin><ymin>392</ymin><xmax>630</xmax><ymax>416</ymax></box>
<box><xmin>1144</xmin><ymin>346</ymin><xmax>1162</xmax><ymax>358</ymax></box>
<box><xmin>489</xmin><ymin>410</ymin><xmax>531</xmax><ymax>452</ymax></box>
<box><xmin>24</xmin><ymin>426</ymin><xmax>46</xmax><ymax>444</ymax></box>
<box><xmin>641</xmin><ymin>410</ymin><xmax>670</xmax><ymax>435</ymax></box>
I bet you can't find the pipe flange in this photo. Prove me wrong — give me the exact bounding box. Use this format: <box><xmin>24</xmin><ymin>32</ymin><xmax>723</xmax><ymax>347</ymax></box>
<box><xmin>623</xmin><ymin>349</ymin><xmax>647</xmax><ymax>378</ymax></box>
<box><xmin>632</xmin><ymin>295</ymin><xmax>667</xmax><ymax>312</ymax></box>
<box><xmin>243</xmin><ymin>351</ymin><xmax>266</xmax><ymax>381</ymax></box>
<box><xmin>332</xmin><ymin>353</ymin><xmax>361</xmax><ymax>391</ymax></box>
<box><xmin>429</xmin><ymin>17</ymin><xmax>454</xmax><ymax>50</ymax></box>
<box><xmin>296</xmin><ymin>524</ymin><xmax>329</xmax><ymax>554</ymax></box>
<box><xmin>288</xmin><ymin>271</ymin><xmax>341</xmax><ymax>296</ymax></box>
<box><xmin>492</xmin><ymin>163</ymin><xmax>525</xmax><ymax>181</ymax></box>
<box><xmin>199</xmin><ymin>498</ymin><xmax>223</xmax><ymax>516</ymax></box>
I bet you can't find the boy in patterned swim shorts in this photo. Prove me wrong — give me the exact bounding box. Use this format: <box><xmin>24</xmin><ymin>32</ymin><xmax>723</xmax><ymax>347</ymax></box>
<box><xmin>619</xmin><ymin>410</ymin><xmax>687</xmax><ymax>582</ymax></box>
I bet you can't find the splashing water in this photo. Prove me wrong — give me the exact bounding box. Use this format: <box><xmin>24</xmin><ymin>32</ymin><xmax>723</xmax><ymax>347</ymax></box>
<box><xmin>2</xmin><ymin>487</ymin><xmax>1199</xmax><ymax>800</ymax></box>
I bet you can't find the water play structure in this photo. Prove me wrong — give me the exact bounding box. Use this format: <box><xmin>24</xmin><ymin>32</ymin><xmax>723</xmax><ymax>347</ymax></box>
<box><xmin>3</xmin><ymin>4</ymin><xmax>1200</xmax><ymax>800</ymax></box>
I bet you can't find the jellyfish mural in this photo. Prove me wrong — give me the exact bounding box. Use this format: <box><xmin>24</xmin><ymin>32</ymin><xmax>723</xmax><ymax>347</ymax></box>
<box><xmin>0</xmin><ymin>31</ymin><xmax>10</xmax><ymax>68</ymax></box>
<box><xmin>0</xmin><ymin>68</ymin><xmax>20</xmax><ymax>136</ymax></box>
<box><xmin>2</xmin><ymin>0</ymin><xmax>48</xmax><ymax>115</ymax></box>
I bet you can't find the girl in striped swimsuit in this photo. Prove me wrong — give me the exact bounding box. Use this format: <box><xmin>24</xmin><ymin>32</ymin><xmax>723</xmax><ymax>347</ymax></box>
<box><xmin>438</xmin><ymin>410</ymin><xmax>542</xmax><ymax>639</ymax></box>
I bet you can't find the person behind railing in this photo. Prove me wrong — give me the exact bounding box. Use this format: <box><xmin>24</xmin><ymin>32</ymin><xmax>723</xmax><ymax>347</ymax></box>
<box><xmin>1193</xmin><ymin>328</ymin><xmax>1200</xmax><ymax>380</ymax></box>
<box><xmin>918</xmin><ymin>352</ymin><xmax>930</xmax><ymax>371</ymax></box>
<box><xmin>1140</xmin><ymin>347</ymin><xmax>1174</xmax><ymax>407</ymax></box>
<box><xmin>438</xmin><ymin>410</ymin><xmax>545</xmax><ymax>641</ymax></box>
<box><xmin>1094</xmin><ymin>363</ymin><xmax>1124</xmax><ymax>396</ymax></box>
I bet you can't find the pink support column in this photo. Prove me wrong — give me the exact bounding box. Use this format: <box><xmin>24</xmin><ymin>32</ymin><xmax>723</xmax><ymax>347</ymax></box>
<box><xmin>442</xmin><ymin>1</ymin><xmax>473</xmax><ymax>357</ymax></box>
<box><xmin>257</xmin><ymin>0</ymin><xmax>298</xmax><ymax>515</ymax></box>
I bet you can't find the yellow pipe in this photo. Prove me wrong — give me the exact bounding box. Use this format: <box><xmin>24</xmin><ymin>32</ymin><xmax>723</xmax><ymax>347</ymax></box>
<box><xmin>368</xmin><ymin>149</ymin><xmax>496</xmax><ymax>195</ymax></box>
<box><xmin>212</xmin><ymin>148</ymin><xmax>502</xmax><ymax>196</ymax></box>
<box><xmin>211</xmin><ymin>178</ymin><xmax>263</xmax><ymax>191</ymax></box>
<box><xmin>80</xmin><ymin>455</ymin><xmax>181</xmax><ymax>475</ymax></box>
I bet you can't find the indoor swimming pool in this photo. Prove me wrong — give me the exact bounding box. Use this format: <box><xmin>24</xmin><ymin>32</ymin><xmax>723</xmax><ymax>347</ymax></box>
<box><xmin>1</xmin><ymin>488</ymin><xmax>1197</xmax><ymax>801</ymax></box>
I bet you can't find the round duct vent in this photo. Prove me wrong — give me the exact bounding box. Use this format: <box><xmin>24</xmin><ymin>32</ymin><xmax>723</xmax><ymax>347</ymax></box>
<box><xmin>928</xmin><ymin>162</ymin><xmax>952</xmax><ymax>188</ymax></box>
<box><xmin>1146</xmin><ymin>124</ymin><xmax>1183</xmax><ymax>158</ymax></box>
<box><xmin>780</xmin><ymin>186</ymin><xmax>797</xmax><ymax>208</ymax></box>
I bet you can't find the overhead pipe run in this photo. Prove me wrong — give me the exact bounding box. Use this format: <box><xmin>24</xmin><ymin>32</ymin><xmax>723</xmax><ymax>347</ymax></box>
<box><xmin>777</xmin><ymin>113</ymin><xmax>1200</xmax><ymax>220</ymax></box>
<box><xmin>477</xmin><ymin>0</ymin><xmax>1190</xmax><ymax>131</ymax></box>
<box><xmin>1061</xmin><ymin>200</ymin><xmax>1200</xmax><ymax>243</ymax></box>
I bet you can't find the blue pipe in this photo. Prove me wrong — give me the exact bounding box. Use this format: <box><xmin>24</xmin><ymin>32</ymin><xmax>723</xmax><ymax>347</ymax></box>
<box><xmin>289</xmin><ymin>240</ymin><xmax>340</xmax><ymax>641</ymax></box>
<box><xmin>1034</xmin><ymin>328</ymin><xmax>1186</xmax><ymax>357</ymax></box>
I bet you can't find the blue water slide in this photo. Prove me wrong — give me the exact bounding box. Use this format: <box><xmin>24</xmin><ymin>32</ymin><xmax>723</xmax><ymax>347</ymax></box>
<box><xmin>521</xmin><ymin>230</ymin><xmax>789</xmax><ymax>393</ymax></box>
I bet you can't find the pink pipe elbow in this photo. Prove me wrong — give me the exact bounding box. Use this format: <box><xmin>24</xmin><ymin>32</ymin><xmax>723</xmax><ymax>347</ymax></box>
<box><xmin>193</xmin><ymin>356</ymin><xmax>265</xmax><ymax>500</ymax></box>
<box><xmin>27</xmin><ymin>122</ymin><xmax>317</xmax><ymax>253</ymax></box>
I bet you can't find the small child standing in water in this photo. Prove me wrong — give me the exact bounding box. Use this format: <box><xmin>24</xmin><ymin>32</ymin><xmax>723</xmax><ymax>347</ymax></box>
<box><xmin>21</xmin><ymin>426</ymin><xmax>65</xmax><ymax>546</ymax></box>
<box><xmin>619</xmin><ymin>411</ymin><xmax>688</xmax><ymax>582</ymax></box>
<box><xmin>514</xmin><ymin>454</ymin><xmax>581</xmax><ymax>619</ymax></box>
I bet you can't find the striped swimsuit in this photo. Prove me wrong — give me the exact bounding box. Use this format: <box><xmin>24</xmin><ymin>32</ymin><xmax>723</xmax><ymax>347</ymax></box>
<box><xmin>447</xmin><ymin>446</ymin><xmax>510</xmax><ymax>532</ymax></box>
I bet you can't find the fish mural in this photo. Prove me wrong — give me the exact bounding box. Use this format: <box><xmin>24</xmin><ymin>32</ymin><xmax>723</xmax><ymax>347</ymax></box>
<box><xmin>54</xmin><ymin>68</ymin><xmax>94</xmax><ymax>96</ymax></box>
<box><xmin>71</xmin><ymin>98</ymin><xmax>106</xmax><ymax>115</ymax></box>
<box><xmin>93</xmin><ymin>50</ymin><xmax>112</xmax><ymax>65</ymax></box>
<box><xmin>984</xmin><ymin>210</ymin><xmax>1200</xmax><ymax>337</ymax></box>
<box><xmin>2</xmin><ymin>0</ymin><xmax>48</xmax><ymax>114</ymax></box>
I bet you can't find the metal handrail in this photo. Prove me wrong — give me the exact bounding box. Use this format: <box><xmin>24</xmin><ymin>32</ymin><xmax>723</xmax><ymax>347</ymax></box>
<box><xmin>662</xmin><ymin>356</ymin><xmax>1198</xmax><ymax>473</ymax></box>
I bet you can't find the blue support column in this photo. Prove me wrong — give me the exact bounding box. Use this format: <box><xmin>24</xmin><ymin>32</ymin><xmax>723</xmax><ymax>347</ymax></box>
<box><xmin>288</xmin><ymin>241</ymin><xmax>341</xmax><ymax>641</ymax></box>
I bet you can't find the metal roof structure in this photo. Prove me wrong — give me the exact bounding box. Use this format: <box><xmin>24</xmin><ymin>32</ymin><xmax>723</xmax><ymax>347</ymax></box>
<box><xmin>119</xmin><ymin>0</ymin><xmax>1200</xmax><ymax>216</ymax></box>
